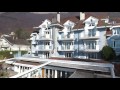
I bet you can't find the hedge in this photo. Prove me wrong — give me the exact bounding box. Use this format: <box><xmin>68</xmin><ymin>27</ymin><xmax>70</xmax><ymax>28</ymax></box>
<box><xmin>0</xmin><ymin>50</ymin><xmax>28</xmax><ymax>60</ymax></box>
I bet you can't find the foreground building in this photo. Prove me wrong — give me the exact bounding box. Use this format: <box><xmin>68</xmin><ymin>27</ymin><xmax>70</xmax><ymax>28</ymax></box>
<box><xmin>3</xmin><ymin>57</ymin><xmax>115</xmax><ymax>78</ymax></box>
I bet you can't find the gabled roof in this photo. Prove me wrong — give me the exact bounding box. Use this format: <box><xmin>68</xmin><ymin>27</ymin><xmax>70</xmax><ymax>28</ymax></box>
<box><xmin>73</xmin><ymin>21</ymin><xmax>84</xmax><ymax>29</ymax></box>
<box><xmin>105</xmin><ymin>28</ymin><xmax>112</xmax><ymax>36</ymax></box>
<box><xmin>3</xmin><ymin>36</ymin><xmax>30</xmax><ymax>45</ymax></box>
<box><xmin>83</xmin><ymin>16</ymin><xmax>99</xmax><ymax>23</ymax></box>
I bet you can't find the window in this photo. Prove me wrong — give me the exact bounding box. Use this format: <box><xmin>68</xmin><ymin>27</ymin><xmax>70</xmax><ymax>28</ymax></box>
<box><xmin>88</xmin><ymin>29</ymin><xmax>96</xmax><ymax>37</ymax></box>
<box><xmin>67</xmin><ymin>42</ymin><xmax>70</xmax><ymax>49</ymax></box>
<box><xmin>86</xmin><ymin>41</ymin><xmax>96</xmax><ymax>49</ymax></box>
<box><xmin>113</xmin><ymin>28</ymin><xmax>120</xmax><ymax>35</ymax></box>
<box><xmin>113</xmin><ymin>40</ymin><xmax>120</xmax><ymax>48</ymax></box>
<box><xmin>46</xmin><ymin>31</ymin><xmax>49</xmax><ymax>34</ymax></box>
<box><xmin>65</xmin><ymin>52</ymin><xmax>72</xmax><ymax>58</ymax></box>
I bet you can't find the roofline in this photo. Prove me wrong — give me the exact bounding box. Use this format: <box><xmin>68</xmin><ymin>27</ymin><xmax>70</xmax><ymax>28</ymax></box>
<box><xmin>72</xmin><ymin>28</ymin><xmax>84</xmax><ymax>31</ymax></box>
<box><xmin>49</xmin><ymin>24</ymin><xmax>64</xmax><ymax>28</ymax></box>
<box><xmin>14</xmin><ymin>44</ymin><xmax>30</xmax><ymax>46</ymax></box>
<box><xmin>63</xmin><ymin>20</ymin><xmax>76</xmax><ymax>26</ymax></box>
<box><xmin>2</xmin><ymin>36</ymin><xmax>13</xmax><ymax>46</ymax></box>
<box><xmin>83</xmin><ymin>16</ymin><xmax>99</xmax><ymax>23</ymax></box>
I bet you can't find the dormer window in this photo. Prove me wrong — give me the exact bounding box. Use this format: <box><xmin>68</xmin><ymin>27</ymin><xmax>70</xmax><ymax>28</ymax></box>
<box><xmin>67</xmin><ymin>26</ymin><xmax>72</xmax><ymax>32</ymax></box>
<box><xmin>89</xmin><ymin>19</ymin><xmax>95</xmax><ymax>26</ymax></box>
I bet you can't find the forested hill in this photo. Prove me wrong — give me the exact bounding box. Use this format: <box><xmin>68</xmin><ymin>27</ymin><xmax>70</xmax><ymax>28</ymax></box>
<box><xmin>0</xmin><ymin>12</ymin><xmax>120</xmax><ymax>34</ymax></box>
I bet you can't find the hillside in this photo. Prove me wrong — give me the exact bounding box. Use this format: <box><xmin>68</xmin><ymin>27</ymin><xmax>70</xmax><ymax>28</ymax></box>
<box><xmin>0</xmin><ymin>12</ymin><xmax>120</xmax><ymax>34</ymax></box>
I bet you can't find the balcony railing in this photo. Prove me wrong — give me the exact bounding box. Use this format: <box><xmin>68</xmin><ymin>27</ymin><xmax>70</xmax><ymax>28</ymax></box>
<box><xmin>36</xmin><ymin>46</ymin><xmax>52</xmax><ymax>51</ymax></box>
<box><xmin>79</xmin><ymin>46</ymin><xmax>100</xmax><ymax>52</ymax></box>
<box><xmin>58</xmin><ymin>36</ymin><xmax>74</xmax><ymax>41</ymax></box>
<box><xmin>10</xmin><ymin>61</ymin><xmax>52</xmax><ymax>78</ymax></box>
<box><xmin>57</xmin><ymin>46</ymin><xmax>74</xmax><ymax>51</ymax></box>
<box><xmin>80</xmin><ymin>35</ymin><xmax>99</xmax><ymax>40</ymax></box>
<box><xmin>39</xmin><ymin>36</ymin><xmax>52</xmax><ymax>41</ymax></box>
<box><xmin>29</xmin><ymin>37</ymin><xmax>36</xmax><ymax>41</ymax></box>
<box><xmin>32</xmin><ymin>41</ymin><xmax>37</xmax><ymax>45</ymax></box>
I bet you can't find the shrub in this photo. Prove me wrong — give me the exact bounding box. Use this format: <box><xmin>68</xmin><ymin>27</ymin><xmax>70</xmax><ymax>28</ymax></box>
<box><xmin>0</xmin><ymin>50</ymin><xmax>13</xmax><ymax>59</ymax></box>
<box><xmin>100</xmin><ymin>46</ymin><xmax>116</xmax><ymax>61</ymax></box>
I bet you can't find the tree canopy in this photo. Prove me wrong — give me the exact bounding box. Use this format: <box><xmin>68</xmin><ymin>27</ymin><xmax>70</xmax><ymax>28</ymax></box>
<box><xmin>100</xmin><ymin>45</ymin><xmax>116</xmax><ymax>61</ymax></box>
<box><xmin>15</xmin><ymin>28</ymin><xmax>30</xmax><ymax>39</ymax></box>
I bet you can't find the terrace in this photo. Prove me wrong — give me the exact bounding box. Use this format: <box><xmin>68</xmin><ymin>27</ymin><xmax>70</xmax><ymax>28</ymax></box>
<box><xmin>6</xmin><ymin>57</ymin><xmax>115</xmax><ymax>78</ymax></box>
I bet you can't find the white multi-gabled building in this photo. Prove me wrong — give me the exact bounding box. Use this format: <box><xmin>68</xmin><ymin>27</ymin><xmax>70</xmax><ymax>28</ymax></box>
<box><xmin>29</xmin><ymin>12</ymin><xmax>120</xmax><ymax>60</ymax></box>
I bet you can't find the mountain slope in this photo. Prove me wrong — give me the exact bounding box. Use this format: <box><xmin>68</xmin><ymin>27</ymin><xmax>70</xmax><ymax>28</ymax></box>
<box><xmin>0</xmin><ymin>12</ymin><xmax>120</xmax><ymax>34</ymax></box>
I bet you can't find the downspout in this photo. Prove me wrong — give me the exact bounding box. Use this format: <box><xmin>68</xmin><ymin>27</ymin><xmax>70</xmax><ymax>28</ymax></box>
<box><xmin>78</xmin><ymin>29</ymin><xmax>79</xmax><ymax>58</ymax></box>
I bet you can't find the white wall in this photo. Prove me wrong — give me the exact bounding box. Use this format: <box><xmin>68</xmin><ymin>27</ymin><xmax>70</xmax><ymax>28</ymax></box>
<box><xmin>11</xmin><ymin>45</ymin><xmax>30</xmax><ymax>51</ymax></box>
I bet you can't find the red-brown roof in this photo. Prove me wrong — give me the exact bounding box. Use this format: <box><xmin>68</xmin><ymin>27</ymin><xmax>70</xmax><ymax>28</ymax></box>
<box><xmin>59</xmin><ymin>13</ymin><xmax>109</xmax><ymax>29</ymax></box>
<box><xmin>73</xmin><ymin>21</ymin><xmax>84</xmax><ymax>29</ymax></box>
<box><xmin>60</xmin><ymin>16</ymin><xmax>80</xmax><ymax>25</ymax></box>
<box><xmin>105</xmin><ymin>28</ymin><xmax>112</xmax><ymax>35</ymax></box>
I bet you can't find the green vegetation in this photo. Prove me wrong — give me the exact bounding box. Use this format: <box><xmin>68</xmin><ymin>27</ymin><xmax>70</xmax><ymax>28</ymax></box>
<box><xmin>21</xmin><ymin>51</ymin><xmax>28</xmax><ymax>55</ymax></box>
<box><xmin>0</xmin><ymin>63</ymin><xmax>9</xmax><ymax>78</ymax></box>
<box><xmin>0</xmin><ymin>71</ymin><xmax>9</xmax><ymax>78</ymax></box>
<box><xmin>100</xmin><ymin>46</ymin><xmax>116</xmax><ymax>61</ymax></box>
<box><xmin>0</xmin><ymin>50</ymin><xmax>28</xmax><ymax>60</ymax></box>
<box><xmin>0</xmin><ymin>51</ymin><xmax>13</xmax><ymax>59</ymax></box>
<box><xmin>15</xmin><ymin>28</ymin><xmax>30</xmax><ymax>39</ymax></box>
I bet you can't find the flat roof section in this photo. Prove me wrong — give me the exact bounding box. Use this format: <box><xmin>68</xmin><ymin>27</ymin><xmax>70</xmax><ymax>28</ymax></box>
<box><xmin>15</xmin><ymin>60</ymin><xmax>43</xmax><ymax>66</ymax></box>
<box><xmin>49</xmin><ymin>57</ymin><xmax>109</xmax><ymax>63</ymax></box>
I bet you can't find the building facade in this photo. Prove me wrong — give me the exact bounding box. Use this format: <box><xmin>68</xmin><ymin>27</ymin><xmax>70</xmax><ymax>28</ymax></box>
<box><xmin>29</xmin><ymin>12</ymin><xmax>120</xmax><ymax>60</ymax></box>
<box><xmin>0</xmin><ymin>35</ymin><xmax>30</xmax><ymax>51</ymax></box>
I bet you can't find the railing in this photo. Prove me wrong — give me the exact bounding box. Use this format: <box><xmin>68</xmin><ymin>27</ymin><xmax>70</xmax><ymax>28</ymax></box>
<box><xmin>9</xmin><ymin>57</ymin><xmax>115</xmax><ymax>78</ymax></box>
<box><xmin>38</xmin><ymin>46</ymin><xmax>52</xmax><ymax>50</ymax></box>
<box><xmin>58</xmin><ymin>46</ymin><xmax>74</xmax><ymax>51</ymax></box>
<box><xmin>30</xmin><ymin>37</ymin><xmax>36</xmax><ymax>41</ymax></box>
<box><xmin>79</xmin><ymin>46</ymin><xmax>99</xmax><ymax>52</ymax></box>
<box><xmin>39</xmin><ymin>36</ymin><xmax>52</xmax><ymax>40</ymax></box>
<box><xmin>32</xmin><ymin>41</ymin><xmax>37</xmax><ymax>45</ymax></box>
<box><xmin>10</xmin><ymin>61</ymin><xmax>52</xmax><ymax>78</ymax></box>
<box><xmin>80</xmin><ymin>35</ymin><xmax>99</xmax><ymax>40</ymax></box>
<box><xmin>58</xmin><ymin>36</ymin><xmax>74</xmax><ymax>40</ymax></box>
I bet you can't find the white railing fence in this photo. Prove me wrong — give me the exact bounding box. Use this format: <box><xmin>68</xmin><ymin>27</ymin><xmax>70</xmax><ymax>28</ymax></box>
<box><xmin>10</xmin><ymin>61</ymin><xmax>51</xmax><ymax>78</ymax></box>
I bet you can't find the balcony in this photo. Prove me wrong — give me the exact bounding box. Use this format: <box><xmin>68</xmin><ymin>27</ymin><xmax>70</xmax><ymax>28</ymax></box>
<box><xmin>83</xmin><ymin>49</ymin><xmax>100</xmax><ymax>52</ymax></box>
<box><xmin>79</xmin><ymin>46</ymin><xmax>100</xmax><ymax>52</ymax></box>
<box><xmin>36</xmin><ymin>35</ymin><xmax>40</xmax><ymax>40</ymax></box>
<box><xmin>32</xmin><ymin>41</ymin><xmax>37</xmax><ymax>45</ymax></box>
<box><xmin>57</xmin><ymin>46</ymin><xmax>74</xmax><ymax>51</ymax></box>
<box><xmin>58</xmin><ymin>36</ymin><xmax>74</xmax><ymax>41</ymax></box>
<box><xmin>32</xmin><ymin>50</ymin><xmax>37</xmax><ymax>54</ymax></box>
<box><xmin>29</xmin><ymin>37</ymin><xmax>36</xmax><ymax>41</ymax></box>
<box><xmin>37</xmin><ymin>46</ymin><xmax>52</xmax><ymax>51</ymax></box>
<box><xmin>39</xmin><ymin>36</ymin><xmax>52</xmax><ymax>41</ymax></box>
<box><xmin>80</xmin><ymin>35</ymin><xmax>99</xmax><ymax>40</ymax></box>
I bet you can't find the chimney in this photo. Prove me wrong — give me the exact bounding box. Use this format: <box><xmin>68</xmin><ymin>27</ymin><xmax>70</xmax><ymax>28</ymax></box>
<box><xmin>80</xmin><ymin>12</ymin><xmax>85</xmax><ymax>21</ymax></box>
<box><xmin>13</xmin><ymin>36</ymin><xmax>15</xmax><ymax>40</ymax></box>
<box><xmin>57</xmin><ymin>12</ymin><xmax>60</xmax><ymax>22</ymax></box>
<box><xmin>52</xmin><ymin>17</ymin><xmax>57</xmax><ymax>23</ymax></box>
